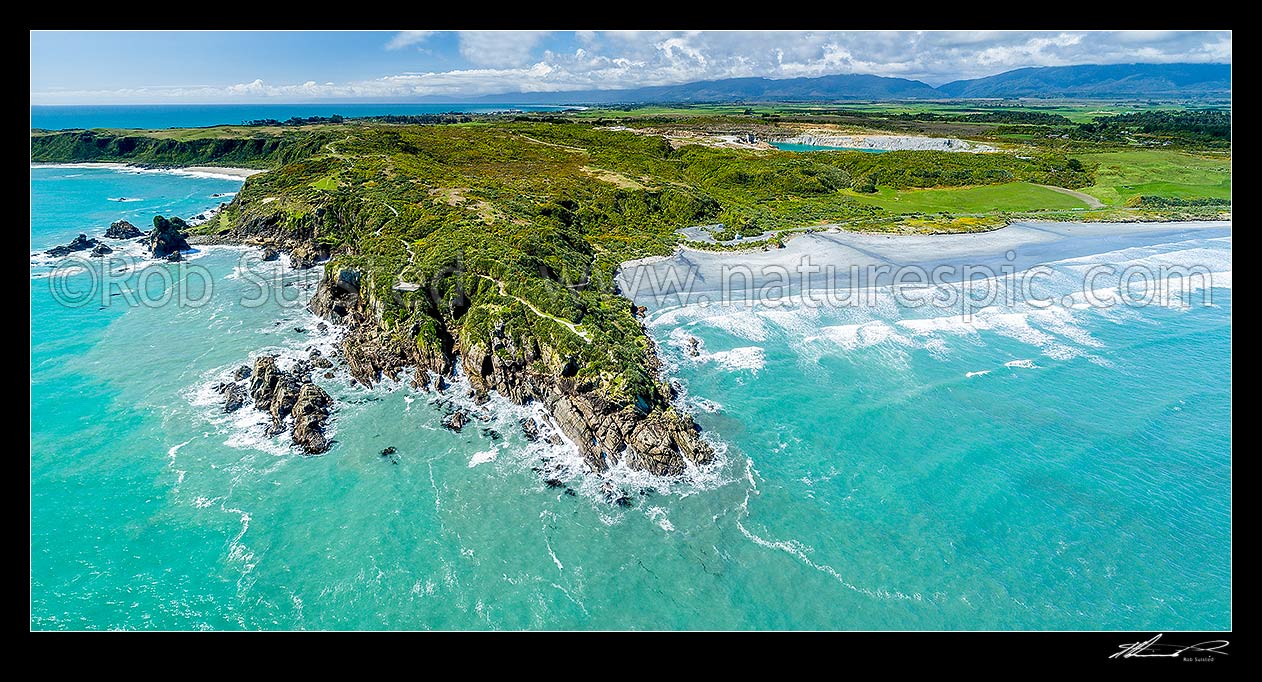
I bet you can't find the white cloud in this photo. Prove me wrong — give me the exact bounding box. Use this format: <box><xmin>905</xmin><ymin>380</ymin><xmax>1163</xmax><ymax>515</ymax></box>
<box><xmin>386</xmin><ymin>30</ymin><xmax>434</xmax><ymax>50</ymax></box>
<box><xmin>30</xmin><ymin>30</ymin><xmax>1232</xmax><ymax>104</ymax></box>
<box><xmin>1114</xmin><ymin>30</ymin><xmax>1179</xmax><ymax>44</ymax></box>
<box><xmin>457</xmin><ymin>31</ymin><xmax>550</xmax><ymax>67</ymax></box>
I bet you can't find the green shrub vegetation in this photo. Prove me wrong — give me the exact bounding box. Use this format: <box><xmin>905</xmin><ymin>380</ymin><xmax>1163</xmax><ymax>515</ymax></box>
<box><xmin>29</xmin><ymin>113</ymin><xmax>1229</xmax><ymax>406</ymax></box>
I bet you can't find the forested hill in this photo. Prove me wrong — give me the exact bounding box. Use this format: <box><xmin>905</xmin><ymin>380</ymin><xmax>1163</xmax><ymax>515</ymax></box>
<box><xmin>936</xmin><ymin>63</ymin><xmax>1231</xmax><ymax>99</ymax></box>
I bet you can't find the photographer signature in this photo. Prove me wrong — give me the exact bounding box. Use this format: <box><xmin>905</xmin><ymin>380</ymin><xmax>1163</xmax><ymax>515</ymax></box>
<box><xmin>1111</xmin><ymin>634</ymin><xmax>1229</xmax><ymax>659</ymax></box>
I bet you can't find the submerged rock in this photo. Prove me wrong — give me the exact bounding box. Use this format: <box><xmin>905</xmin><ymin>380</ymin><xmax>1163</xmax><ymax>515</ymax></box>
<box><xmin>309</xmin><ymin>349</ymin><xmax>334</xmax><ymax>369</ymax></box>
<box><xmin>520</xmin><ymin>418</ymin><xmax>540</xmax><ymax>442</ymax></box>
<box><xmin>104</xmin><ymin>220</ymin><xmax>143</xmax><ymax>239</ymax></box>
<box><xmin>442</xmin><ymin>410</ymin><xmax>470</xmax><ymax>433</ymax></box>
<box><xmin>220</xmin><ymin>382</ymin><xmax>248</xmax><ymax>413</ymax></box>
<box><xmin>260</xmin><ymin>246</ymin><xmax>280</xmax><ymax>262</ymax></box>
<box><xmin>45</xmin><ymin>233</ymin><xmax>99</xmax><ymax>257</ymax></box>
<box><xmin>233</xmin><ymin>365</ymin><xmax>252</xmax><ymax>381</ymax></box>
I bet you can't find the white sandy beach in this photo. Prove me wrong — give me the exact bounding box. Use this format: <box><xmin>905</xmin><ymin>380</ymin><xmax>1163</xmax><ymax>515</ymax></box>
<box><xmin>617</xmin><ymin>220</ymin><xmax>1232</xmax><ymax>309</ymax></box>
<box><xmin>31</xmin><ymin>162</ymin><xmax>264</xmax><ymax>180</ymax></box>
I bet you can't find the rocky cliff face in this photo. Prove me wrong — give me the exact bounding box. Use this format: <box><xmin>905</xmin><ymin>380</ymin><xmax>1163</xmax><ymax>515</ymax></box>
<box><xmin>308</xmin><ymin>266</ymin><xmax>430</xmax><ymax>389</ymax></box>
<box><xmin>308</xmin><ymin>264</ymin><xmax>713</xmax><ymax>476</ymax></box>
<box><xmin>199</xmin><ymin>211</ymin><xmax>331</xmax><ymax>270</ymax></box>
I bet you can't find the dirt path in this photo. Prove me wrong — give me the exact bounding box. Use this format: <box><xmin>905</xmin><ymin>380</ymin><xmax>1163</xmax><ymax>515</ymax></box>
<box><xmin>394</xmin><ymin>238</ymin><xmax>421</xmax><ymax>289</ymax></box>
<box><xmin>515</xmin><ymin>134</ymin><xmax>586</xmax><ymax>153</ymax></box>
<box><xmin>1037</xmin><ymin>185</ymin><xmax>1104</xmax><ymax>209</ymax></box>
<box><xmin>476</xmin><ymin>274</ymin><xmax>591</xmax><ymax>343</ymax></box>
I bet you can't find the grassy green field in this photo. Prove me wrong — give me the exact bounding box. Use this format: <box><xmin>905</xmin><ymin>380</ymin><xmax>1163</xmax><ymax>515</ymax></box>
<box><xmin>309</xmin><ymin>175</ymin><xmax>339</xmax><ymax>191</ymax></box>
<box><xmin>571</xmin><ymin>100</ymin><xmax>1230</xmax><ymax>124</ymax></box>
<box><xmin>844</xmin><ymin>181</ymin><xmax>1091</xmax><ymax>213</ymax></box>
<box><xmin>825</xmin><ymin>101</ymin><xmax>1229</xmax><ymax>123</ymax></box>
<box><xmin>29</xmin><ymin>112</ymin><xmax>1229</xmax><ymax>426</ymax></box>
<box><xmin>1078</xmin><ymin>150</ymin><xmax>1232</xmax><ymax>206</ymax></box>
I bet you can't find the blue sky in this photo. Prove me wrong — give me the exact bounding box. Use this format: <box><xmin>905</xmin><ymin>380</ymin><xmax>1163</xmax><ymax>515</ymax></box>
<box><xmin>30</xmin><ymin>30</ymin><xmax>1232</xmax><ymax>104</ymax></box>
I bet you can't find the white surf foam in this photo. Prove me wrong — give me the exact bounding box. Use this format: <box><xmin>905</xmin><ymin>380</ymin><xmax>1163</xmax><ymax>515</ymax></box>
<box><xmin>468</xmin><ymin>447</ymin><xmax>499</xmax><ymax>468</ymax></box>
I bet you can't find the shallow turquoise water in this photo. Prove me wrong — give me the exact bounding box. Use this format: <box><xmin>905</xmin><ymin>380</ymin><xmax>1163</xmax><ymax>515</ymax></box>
<box><xmin>31</xmin><ymin>167</ymin><xmax>1231</xmax><ymax>630</ymax></box>
<box><xmin>31</xmin><ymin>103</ymin><xmax>570</xmax><ymax>130</ymax></box>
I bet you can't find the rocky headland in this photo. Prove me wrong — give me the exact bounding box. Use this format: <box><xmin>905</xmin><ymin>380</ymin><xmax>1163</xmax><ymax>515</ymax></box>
<box><xmin>304</xmin><ymin>263</ymin><xmax>713</xmax><ymax>476</ymax></box>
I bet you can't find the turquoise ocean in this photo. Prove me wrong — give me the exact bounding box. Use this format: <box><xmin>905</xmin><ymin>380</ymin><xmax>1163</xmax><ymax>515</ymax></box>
<box><xmin>30</xmin><ymin>166</ymin><xmax>1230</xmax><ymax>630</ymax></box>
<box><xmin>31</xmin><ymin>104</ymin><xmax>571</xmax><ymax>131</ymax></box>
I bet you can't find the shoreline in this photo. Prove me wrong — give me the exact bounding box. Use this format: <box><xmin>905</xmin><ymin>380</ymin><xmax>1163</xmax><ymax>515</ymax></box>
<box><xmin>31</xmin><ymin>161</ymin><xmax>265</xmax><ymax>180</ymax></box>
<box><xmin>617</xmin><ymin>220</ymin><xmax>1232</xmax><ymax>310</ymax></box>
<box><xmin>675</xmin><ymin>210</ymin><xmax>1233</xmax><ymax>255</ymax></box>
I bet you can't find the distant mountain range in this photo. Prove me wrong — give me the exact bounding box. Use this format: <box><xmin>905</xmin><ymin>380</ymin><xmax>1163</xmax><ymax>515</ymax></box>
<box><xmin>479</xmin><ymin>73</ymin><xmax>941</xmax><ymax>104</ymax></box>
<box><xmin>937</xmin><ymin>63</ymin><xmax>1232</xmax><ymax>99</ymax></box>
<box><xmin>475</xmin><ymin>63</ymin><xmax>1230</xmax><ymax>105</ymax></box>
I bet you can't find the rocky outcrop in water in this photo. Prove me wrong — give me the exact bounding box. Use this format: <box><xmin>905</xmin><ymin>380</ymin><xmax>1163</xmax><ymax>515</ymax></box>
<box><xmin>104</xmin><ymin>220</ymin><xmax>143</xmax><ymax>239</ymax></box>
<box><xmin>45</xmin><ymin>233</ymin><xmax>99</xmax><ymax>257</ymax></box>
<box><xmin>220</xmin><ymin>382</ymin><xmax>247</xmax><ymax>413</ymax></box>
<box><xmin>260</xmin><ymin>247</ymin><xmax>279</xmax><ymax>262</ymax></box>
<box><xmin>309</xmin><ymin>349</ymin><xmax>333</xmax><ymax>369</ymax></box>
<box><xmin>442</xmin><ymin>410</ymin><xmax>470</xmax><ymax>432</ymax></box>
<box><xmin>148</xmin><ymin>216</ymin><xmax>191</xmax><ymax>259</ymax></box>
<box><xmin>520</xmin><ymin>418</ymin><xmax>540</xmax><ymax>442</ymax></box>
<box><xmin>89</xmin><ymin>243</ymin><xmax>113</xmax><ymax>258</ymax></box>
<box><xmin>291</xmin><ymin>382</ymin><xmax>332</xmax><ymax>454</ymax></box>
<box><xmin>545</xmin><ymin>391</ymin><xmax>710</xmax><ymax>476</ymax></box>
<box><xmin>244</xmin><ymin>354</ymin><xmax>332</xmax><ymax>454</ymax></box>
